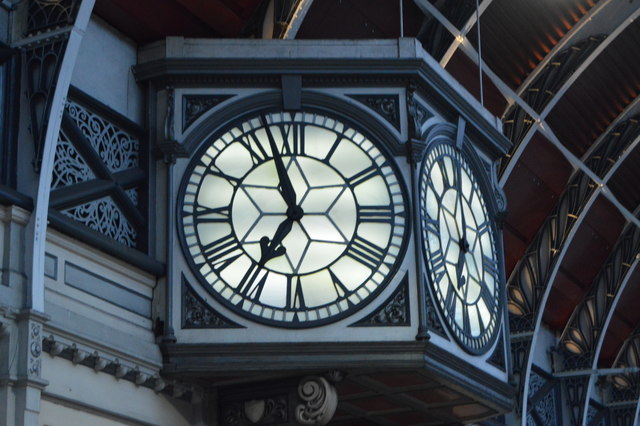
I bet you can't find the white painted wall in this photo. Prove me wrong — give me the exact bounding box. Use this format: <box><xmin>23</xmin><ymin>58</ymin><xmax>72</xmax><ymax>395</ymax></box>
<box><xmin>41</xmin><ymin>357</ymin><xmax>193</xmax><ymax>426</ymax></box>
<box><xmin>71</xmin><ymin>16</ymin><xmax>143</xmax><ymax>125</ymax></box>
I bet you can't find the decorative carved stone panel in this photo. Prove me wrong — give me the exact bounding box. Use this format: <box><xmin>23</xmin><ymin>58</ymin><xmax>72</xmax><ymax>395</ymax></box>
<box><xmin>181</xmin><ymin>277</ymin><xmax>243</xmax><ymax>329</ymax></box>
<box><xmin>350</xmin><ymin>274</ymin><xmax>410</xmax><ymax>327</ymax></box>
<box><xmin>182</xmin><ymin>94</ymin><xmax>233</xmax><ymax>131</ymax></box>
<box><xmin>488</xmin><ymin>335</ymin><xmax>506</xmax><ymax>371</ymax></box>
<box><xmin>348</xmin><ymin>94</ymin><xmax>401</xmax><ymax>130</ymax></box>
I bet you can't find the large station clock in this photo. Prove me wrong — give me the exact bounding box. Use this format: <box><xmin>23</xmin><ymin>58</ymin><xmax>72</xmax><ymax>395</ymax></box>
<box><xmin>178</xmin><ymin>110</ymin><xmax>409</xmax><ymax>328</ymax></box>
<box><xmin>419</xmin><ymin>132</ymin><xmax>501</xmax><ymax>354</ymax></box>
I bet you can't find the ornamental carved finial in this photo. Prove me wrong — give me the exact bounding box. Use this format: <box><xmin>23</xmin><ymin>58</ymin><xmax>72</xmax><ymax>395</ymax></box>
<box><xmin>295</xmin><ymin>376</ymin><xmax>338</xmax><ymax>425</ymax></box>
<box><xmin>163</xmin><ymin>85</ymin><xmax>175</xmax><ymax>143</ymax></box>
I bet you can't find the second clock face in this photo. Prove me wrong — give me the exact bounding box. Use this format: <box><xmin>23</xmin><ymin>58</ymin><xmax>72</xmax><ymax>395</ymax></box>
<box><xmin>179</xmin><ymin>111</ymin><xmax>408</xmax><ymax>328</ymax></box>
<box><xmin>420</xmin><ymin>140</ymin><xmax>501</xmax><ymax>353</ymax></box>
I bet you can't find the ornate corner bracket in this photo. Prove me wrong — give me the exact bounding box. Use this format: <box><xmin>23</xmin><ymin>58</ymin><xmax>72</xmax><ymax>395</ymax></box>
<box><xmin>295</xmin><ymin>376</ymin><xmax>339</xmax><ymax>426</ymax></box>
<box><xmin>406</xmin><ymin>83</ymin><xmax>434</xmax><ymax>140</ymax></box>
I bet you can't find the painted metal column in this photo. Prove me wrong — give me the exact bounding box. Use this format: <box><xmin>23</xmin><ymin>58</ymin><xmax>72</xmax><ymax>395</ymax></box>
<box><xmin>14</xmin><ymin>1</ymin><xmax>95</xmax><ymax>425</ymax></box>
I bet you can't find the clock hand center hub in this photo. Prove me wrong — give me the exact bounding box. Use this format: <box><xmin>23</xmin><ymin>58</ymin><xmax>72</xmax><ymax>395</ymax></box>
<box><xmin>460</xmin><ymin>238</ymin><xmax>470</xmax><ymax>253</ymax></box>
<box><xmin>287</xmin><ymin>205</ymin><xmax>304</xmax><ymax>221</ymax></box>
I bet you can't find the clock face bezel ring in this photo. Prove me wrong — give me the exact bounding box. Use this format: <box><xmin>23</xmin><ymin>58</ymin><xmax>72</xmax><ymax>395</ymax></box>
<box><xmin>419</xmin><ymin>123</ymin><xmax>504</xmax><ymax>355</ymax></box>
<box><xmin>176</xmin><ymin>100</ymin><xmax>411</xmax><ymax>329</ymax></box>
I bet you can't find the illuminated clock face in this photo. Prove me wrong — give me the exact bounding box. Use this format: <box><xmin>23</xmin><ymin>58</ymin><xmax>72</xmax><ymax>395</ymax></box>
<box><xmin>420</xmin><ymin>140</ymin><xmax>501</xmax><ymax>353</ymax></box>
<box><xmin>179</xmin><ymin>111</ymin><xmax>408</xmax><ymax>328</ymax></box>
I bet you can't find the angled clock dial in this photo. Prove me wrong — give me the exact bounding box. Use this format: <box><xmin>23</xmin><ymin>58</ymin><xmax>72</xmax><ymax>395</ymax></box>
<box><xmin>179</xmin><ymin>110</ymin><xmax>409</xmax><ymax>328</ymax></box>
<box><xmin>420</xmin><ymin>135</ymin><xmax>501</xmax><ymax>353</ymax></box>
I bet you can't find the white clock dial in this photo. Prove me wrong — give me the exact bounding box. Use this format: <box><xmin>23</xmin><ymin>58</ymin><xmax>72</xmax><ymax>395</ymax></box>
<box><xmin>420</xmin><ymin>139</ymin><xmax>501</xmax><ymax>353</ymax></box>
<box><xmin>179</xmin><ymin>111</ymin><xmax>409</xmax><ymax>328</ymax></box>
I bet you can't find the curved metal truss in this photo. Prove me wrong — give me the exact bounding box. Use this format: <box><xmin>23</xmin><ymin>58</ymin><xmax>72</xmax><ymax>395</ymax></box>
<box><xmin>501</xmin><ymin>35</ymin><xmax>605</xmax><ymax>174</ymax></box>
<box><xmin>506</xmin><ymin>114</ymin><xmax>640</xmax><ymax>421</ymax></box>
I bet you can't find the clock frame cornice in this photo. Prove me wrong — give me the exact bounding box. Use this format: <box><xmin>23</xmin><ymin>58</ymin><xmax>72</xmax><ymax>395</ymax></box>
<box><xmin>134</xmin><ymin>38</ymin><xmax>511</xmax><ymax>160</ymax></box>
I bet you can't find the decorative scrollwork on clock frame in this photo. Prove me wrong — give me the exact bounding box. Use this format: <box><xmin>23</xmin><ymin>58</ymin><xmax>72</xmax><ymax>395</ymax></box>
<box><xmin>350</xmin><ymin>273</ymin><xmax>410</xmax><ymax>327</ymax></box>
<box><xmin>177</xmin><ymin>104</ymin><xmax>410</xmax><ymax>329</ymax></box>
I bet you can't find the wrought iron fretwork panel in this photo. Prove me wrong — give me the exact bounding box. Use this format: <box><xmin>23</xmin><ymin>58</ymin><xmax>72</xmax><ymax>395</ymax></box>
<box><xmin>526</xmin><ymin>367</ymin><xmax>562</xmax><ymax>426</ymax></box>
<box><xmin>565</xmin><ymin>376</ymin><xmax>590</xmax><ymax>426</ymax></box>
<box><xmin>52</xmin><ymin>130</ymin><xmax>95</xmax><ymax>188</ymax></box>
<box><xmin>24</xmin><ymin>39</ymin><xmax>66</xmax><ymax>172</ymax></box>
<box><xmin>610</xmin><ymin>405</ymin><xmax>636</xmax><ymax>426</ymax></box>
<box><xmin>61</xmin><ymin>196</ymin><xmax>137</xmax><ymax>247</ymax></box>
<box><xmin>27</xmin><ymin>0</ymin><xmax>81</xmax><ymax>35</ymax></box>
<box><xmin>49</xmin><ymin>93</ymin><xmax>147</xmax><ymax>250</ymax></box>
<box><xmin>66</xmin><ymin>100</ymin><xmax>139</xmax><ymax>173</ymax></box>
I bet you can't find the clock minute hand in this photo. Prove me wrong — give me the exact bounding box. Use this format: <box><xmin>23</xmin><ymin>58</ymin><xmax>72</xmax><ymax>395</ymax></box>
<box><xmin>261</xmin><ymin>116</ymin><xmax>298</xmax><ymax>209</ymax></box>
<box><xmin>456</xmin><ymin>163</ymin><xmax>467</xmax><ymax>243</ymax></box>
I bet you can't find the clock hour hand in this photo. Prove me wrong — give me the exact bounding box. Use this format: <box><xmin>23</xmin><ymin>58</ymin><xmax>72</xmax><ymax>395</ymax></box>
<box><xmin>455</xmin><ymin>244</ymin><xmax>466</xmax><ymax>291</ymax></box>
<box><xmin>261</xmin><ymin>115</ymin><xmax>299</xmax><ymax>210</ymax></box>
<box><xmin>258</xmin><ymin>216</ymin><xmax>293</xmax><ymax>265</ymax></box>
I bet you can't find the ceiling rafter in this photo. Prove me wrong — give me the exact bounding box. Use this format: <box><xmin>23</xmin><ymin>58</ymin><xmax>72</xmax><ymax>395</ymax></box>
<box><xmin>499</xmin><ymin>8</ymin><xmax>640</xmax><ymax>186</ymax></box>
<box><xmin>513</xmin><ymin>0</ymin><xmax>616</xmax><ymax>98</ymax></box>
<box><xmin>281</xmin><ymin>0</ymin><xmax>314</xmax><ymax>39</ymax></box>
<box><xmin>438</xmin><ymin>0</ymin><xmax>494</xmax><ymax>68</ymax></box>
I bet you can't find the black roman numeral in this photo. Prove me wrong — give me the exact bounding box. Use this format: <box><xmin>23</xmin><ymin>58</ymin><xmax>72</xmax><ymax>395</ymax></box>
<box><xmin>463</xmin><ymin>307</ymin><xmax>471</xmax><ymax>335</ymax></box>
<box><xmin>347</xmin><ymin>165</ymin><xmax>381</xmax><ymax>187</ymax></box>
<box><xmin>201</xmin><ymin>233</ymin><xmax>243</xmax><ymax>273</ymax></box>
<box><xmin>237</xmin><ymin>132</ymin><xmax>269</xmax><ymax>165</ymax></box>
<box><xmin>358</xmin><ymin>205</ymin><xmax>395</xmax><ymax>224</ymax></box>
<box><xmin>238</xmin><ymin>265</ymin><xmax>269</xmax><ymax>300</ymax></box>
<box><xmin>437</xmin><ymin>157</ymin><xmax>456</xmax><ymax>188</ymax></box>
<box><xmin>445</xmin><ymin>284</ymin><xmax>457</xmax><ymax>314</ymax></box>
<box><xmin>345</xmin><ymin>236</ymin><xmax>386</xmax><ymax>270</ymax></box>
<box><xmin>286</xmin><ymin>276</ymin><xmax>306</xmax><ymax>309</ymax></box>
<box><xmin>430</xmin><ymin>247</ymin><xmax>445</xmax><ymax>272</ymax></box>
<box><xmin>479</xmin><ymin>281</ymin><xmax>496</xmax><ymax>313</ymax></box>
<box><xmin>477</xmin><ymin>220</ymin><xmax>491</xmax><ymax>236</ymax></box>
<box><xmin>207</xmin><ymin>166</ymin><xmax>241</xmax><ymax>187</ymax></box>
<box><xmin>423</xmin><ymin>217</ymin><xmax>440</xmax><ymax>235</ymax></box>
<box><xmin>193</xmin><ymin>205</ymin><xmax>231</xmax><ymax>225</ymax></box>
<box><xmin>329</xmin><ymin>269</ymin><xmax>350</xmax><ymax>299</ymax></box>
<box><xmin>482</xmin><ymin>255</ymin><xmax>499</xmax><ymax>278</ymax></box>
<box><xmin>279</xmin><ymin>123</ymin><xmax>304</xmax><ymax>156</ymax></box>
<box><xmin>324</xmin><ymin>135</ymin><xmax>343</xmax><ymax>162</ymax></box>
